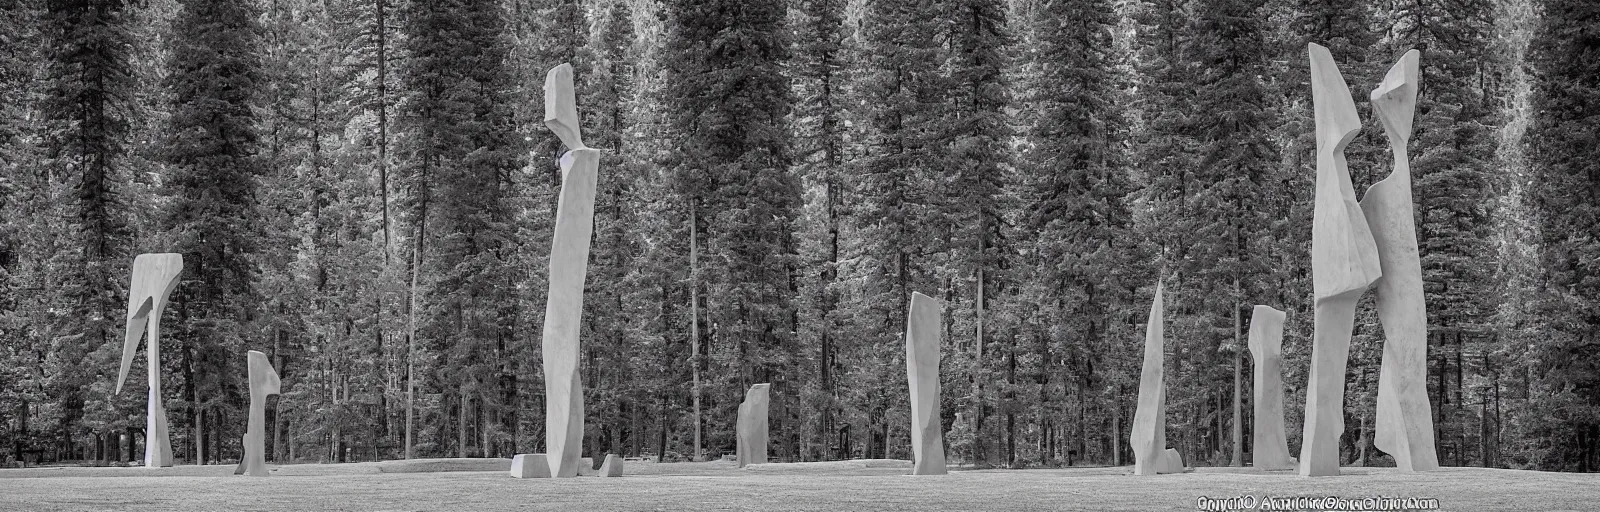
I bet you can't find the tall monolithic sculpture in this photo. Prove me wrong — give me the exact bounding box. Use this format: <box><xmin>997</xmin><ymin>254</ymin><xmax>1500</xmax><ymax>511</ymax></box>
<box><xmin>1247</xmin><ymin>305</ymin><xmax>1295</xmax><ymax>470</ymax></box>
<box><xmin>116</xmin><ymin>253</ymin><xmax>183</xmax><ymax>468</ymax></box>
<box><xmin>1360</xmin><ymin>50</ymin><xmax>1439</xmax><ymax>473</ymax></box>
<box><xmin>1131</xmin><ymin>283</ymin><xmax>1183</xmax><ymax>475</ymax></box>
<box><xmin>736</xmin><ymin>383</ymin><xmax>771</xmax><ymax>468</ymax></box>
<box><xmin>905</xmin><ymin>292</ymin><xmax>946</xmax><ymax>475</ymax></box>
<box><xmin>541</xmin><ymin>63</ymin><xmax>600</xmax><ymax>478</ymax></box>
<box><xmin>1300</xmin><ymin>43</ymin><xmax>1384</xmax><ymax>477</ymax></box>
<box><xmin>235</xmin><ymin>351</ymin><xmax>281</xmax><ymax>476</ymax></box>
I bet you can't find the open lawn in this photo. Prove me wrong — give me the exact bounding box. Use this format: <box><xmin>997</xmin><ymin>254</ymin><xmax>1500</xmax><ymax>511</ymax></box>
<box><xmin>1</xmin><ymin>460</ymin><xmax>1595</xmax><ymax>511</ymax></box>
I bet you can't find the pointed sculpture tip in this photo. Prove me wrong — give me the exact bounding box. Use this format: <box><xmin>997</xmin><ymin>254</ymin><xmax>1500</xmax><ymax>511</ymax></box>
<box><xmin>1369</xmin><ymin>48</ymin><xmax>1422</xmax><ymax>152</ymax></box>
<box><xmin>910</xmin><ymin>291</ymin><xmax>940</xmax><ymax>308</ymax></box>
<box><xmin>1308</xmin><ymin>42</ymin><xmax>1360</xmax><ymax>143</ymax></box>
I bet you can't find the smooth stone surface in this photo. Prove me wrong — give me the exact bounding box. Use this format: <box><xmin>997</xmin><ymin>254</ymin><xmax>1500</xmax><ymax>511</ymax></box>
<box><xmin>234</xmin><ymin>351</ymin><xmax>281</xmax><ymax>476</ymax></box>
<box><xmin>541</xmin><ymin>63</ymin><xmax>600</xmax><ymax>479</ymax></box>
<box><xmin>116</xmin><ymin>253</ymin><xmax>183</xmax><ymax>469</ymax></box>
<box><xmin>544</xmin><ymin>63</ymin><xmax>583</xmax><ymax>150</ymax></box>
<box><xmin>578</xmin><ymin>457</ymin><xmax>596</xmax><ymax>477</ymax></box>
<box><xmin>599</xmin><ymin>454</ymin><xmax>623</xmax><ymax>477</ymax></box>
<box><xmin>1247</xmin><ymin>306</ymin><xmax>1296</xmax><ymax>471</ymax></box>
<box><xmin>1132</xmin><ymin>283</ymin><xmax>1179</xmax><ymax>475</ymax></box>
<box><xmin>509</xmin><ymin>454</ymin><xmax>551</xmax><ymax>478</ymax></box>
<box><xmin>736</xmin><ymin>383</ymin><xmax>771</xmax><ymax>468</ymax></box>
<box><xmin>1160</xmin><ymin>448</ymin><xmax>1185</xmax><ymax>474</ymax></box>
<box><xmin>1302</xmin><ymin>43</ymin><xmax>1383</xmax><ymax>477</ymax></box>
<box><xmin>905</xmin><ymin>291</ymin><xmax>947</xmax><ymax>475</ymax></box>
<box><xmin>1361</xmin><ymin>49</ymin><xmax>1439</xmax><ymax>473</ymax></box>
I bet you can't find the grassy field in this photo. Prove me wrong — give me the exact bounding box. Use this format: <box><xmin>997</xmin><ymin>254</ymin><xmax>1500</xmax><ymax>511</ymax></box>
<box><xmin>2</xmin><ymin>459</ymin><xmax>1596</xmax><ymax>511</ymax></box>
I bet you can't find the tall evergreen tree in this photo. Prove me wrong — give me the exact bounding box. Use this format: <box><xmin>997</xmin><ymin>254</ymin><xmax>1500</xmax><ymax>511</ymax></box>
<box><xmin>937</xmin><ymin>0</ymin><xmax>1016</xmax><ymax>467</ymax></box>
<box><xmin>396</xmin><ymin>0</ymin><xmax>523</xmax><ymax>458</ymax></box>
<box><xmin>846</xmin><ymin>0</ymin><xmax>947</xmax><ymax>462</ymax></box>
<box><xmin>1525</xmin><ymin>0</ymin><xmax>1600</xmax><ymax>472</ymax></box>
<box><xmin>582</xmin><ymin>0</ymin><xmax>643</xmax><ymax>460</ymax></box>
<box><xmin>663</xmin><ymin>0</ymin><xmax>800</xmax><ymax>460</ymax></box>
<box><xmin>1381</xmin><ymin>0</ymin><xmax>1499</xmax><ymax>467</ymax></box>
<box><xmin>1013</xmin><ymin>0</ymin><xmax>1134</xmax><ymax>467</ymax></box>
<box><xmin>159</xmin><ymin>0</ymin><xmax>265</xmax><ymax>463</ymax></box>
<box><xmin>39</xmin><ymin>0</ymin><xmax>136</xmax><ymax>454</ymax></box>
<box><xmin>1185</xmin><ymin>0</ymin><xmax>1278</xmax><ymax>467</ymax></box>
<box><xmin>790</xmin><ymin>0</ymin><xmax>849</xmax><ymax>461</ymax></box>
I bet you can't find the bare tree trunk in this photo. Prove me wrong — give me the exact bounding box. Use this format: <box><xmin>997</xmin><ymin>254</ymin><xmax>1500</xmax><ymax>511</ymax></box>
<box><xmin>405</xmin><ymin>216</ymin><xmax>424</xmax><ymax>459</ymax></box>
<box><xmin>1111</xmin><ymin>392</ymin><xmax>1120</xmax><ymax>466</ymax></box>
<box><xmin>458</xmin><ymin>393</ymin><xmax>469</xmax><ymax>458</ymax></box>
<box><xmin>690</xmin><ymin>200</ymin><xmax>701</xmax><ymax>462</ymax></box>
<box><xmin>1232</xmin><ymin>290</ymin><xmax>1243</xmax><ymax>467</ymax></box>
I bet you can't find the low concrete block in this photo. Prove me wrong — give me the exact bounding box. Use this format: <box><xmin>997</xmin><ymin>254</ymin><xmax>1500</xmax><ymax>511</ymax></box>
<box><xmin>599</xmin><ymin>454</ymin><xmax>622</xmax><ymax>477</ymax></box>
<box><xmin>510</xmin><ymin>454</ymin><xmax>551</xmax><ymax>478</ymax></box>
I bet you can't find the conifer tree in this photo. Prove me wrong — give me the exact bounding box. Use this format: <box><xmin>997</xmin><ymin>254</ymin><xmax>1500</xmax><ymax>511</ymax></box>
<box><xmin>160</xmin><ymin>0</ymin><xmax>266</xmax><ymax>462</ymax></box>
<box><xmin>396</xmin><ymin>0</ymin><xmax>523</xmax><ymax>458</ymax></box>
<box><xmin>847</xmin><ymin>0</ymin><xmax>947</xmax><ymax>461</ymax></box>
<box><xmin>38</xmin><ymin>0</ymin><xmax>136</xmax><ymax>454</ymax></box>
<box><xmin>791</xmin><ymin>0</ymin><xmax>849</xmax><ymax>461</ymax></box>
<box><xmin>1525</xmin><ymin>0</ymin><xmax>1600</xmax><ymax>472</ymax></box>
<box><xmin>1013</xmin><ymin>0</ymin><xmax>1133</xmax><ymax>467</ymax></box>
<box><xmin>1186</xmin><ymin>0</ymin><xmax>1278</xmax><ymax>467</ymax></box>
<box><xmin>1381</xmin><ymin>0</ymin><xmax>1499</xmax><ymax>467</ymax></box>
<box><xmin>663</xmin><ymin>0</ymin><xmax>799</xmax><ymax>459</ymax></box>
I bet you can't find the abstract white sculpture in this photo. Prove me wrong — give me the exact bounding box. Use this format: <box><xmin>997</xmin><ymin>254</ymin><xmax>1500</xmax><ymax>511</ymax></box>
<box><xmin>116</xmin><ymin>253</ymin><xmax>183</xmax><ymax>468</ymax></box>
<box><xmin>1132</xmin><ymin>283</ymin><xmax>1183</xmax><ymax>475</ymax></box>
<box><xmin>736</xmin><ymin>383</ymin><xmax>771</xmax><ymax>468</ymax></box>
<box><xmin>1301</xmin><ymin>43</ymin><xmax>1383</xmax><ymax>477</ymax></box>
<box><xmin>541</xmin><ymin>63</ymin><xmax>600</xmax><ymax>479</ymax></box>
<box><xmin>1361</xmin><ymin>49</ymin><xmax>1439</xmax><ymax>473</ymax></box>
<box><xmin>234</xmin><ymin>350</ymin><xmax>280</xmax><ymax>476</ymax></box>
<box><xmin>1247</xmin><ymin>305</ymin><xmax>1295</xmax><ymax>470</ymax></box>
<box><xmin>905</xmin><ymin>291</ymin><xmax>947</xmax><ymax>475</ymax></box>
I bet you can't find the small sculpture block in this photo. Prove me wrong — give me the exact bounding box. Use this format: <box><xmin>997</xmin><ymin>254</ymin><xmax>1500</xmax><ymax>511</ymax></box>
<box><xmin>1160</xmin><ymin>448</ymin><xmax>1185</xmax><ymax>474</ymax></box>
<box><xmin>116</xmin><ymin>253</ymin><xmax>183</xmax><ymax>468</ymax></box>
<box><xmin>1360</xmin><ymin>49</ymin><xmax>1439</xmax><ymax>473</ymax></box>
<box><xmin>510</xmin><ymin>454</ymin><xmax>551</xmax><ymax>478</ymax></box>
<box><xmin>736</xmin><ymin>383</ymin><xmax>771</xmax><ymax>468</ymax></box>
<box><xmin>541</xmin><ymin>63</ymin><xmax>600</xmax><ymax>479</ymax></box>
<box><xmin>599</xmin><ymin>454</ymin><xmax>623</xmax><ymax>477</ymax></box>
<box><xmin>1301</xmin><ymin>43</ymin><xmax>1383</xmax><ymax>477</ymax></box>
<box><xmin>1246</xmin><ymin>306</ymin><xmax>1296</xmax><ymax>471</ymax></box>
<box><xmin>234</xmin><ymin>351</ymin><xmax>280</xmax><ymax>476</ymax></box>
<box><xmin>905</xmin><ymin>291</ymin><xmax>947</xmax><ymax>475</ymax></box>
<box><xmin>1132</xmin><ymin>283</ymin><xmax>1182</xmax><ymax>475</ymax></box>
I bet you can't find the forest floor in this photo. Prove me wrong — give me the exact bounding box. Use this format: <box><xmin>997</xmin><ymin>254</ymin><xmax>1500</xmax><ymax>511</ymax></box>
<box><xmin>1</xmin><ymin>459</ymin><xmax>1595</xmax><ymax>511</ymax></box>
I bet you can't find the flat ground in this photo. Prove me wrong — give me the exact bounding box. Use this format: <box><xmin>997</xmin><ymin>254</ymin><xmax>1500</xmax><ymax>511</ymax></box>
<box><xmin>1</xmin><ymin>459</ymin><xmax>1594</xmax><ymax>511</ymax></box>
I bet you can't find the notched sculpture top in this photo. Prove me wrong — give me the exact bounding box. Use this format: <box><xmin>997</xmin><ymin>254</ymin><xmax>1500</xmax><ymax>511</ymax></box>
<box><xmin>117</xmin><ymin>253</ymin><xmax>184</xmax><ymax>394</ymax></box>
<box><xmin>1308</xmin><ymin>43</ymin><xmax>1382</xmax><ymax>302</ymax></box>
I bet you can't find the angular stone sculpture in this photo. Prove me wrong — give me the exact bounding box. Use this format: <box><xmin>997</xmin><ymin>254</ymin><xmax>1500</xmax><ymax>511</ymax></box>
<box><xmin>905</xmin><ymin>291</ymin><xmax>947</xmax><ymax>475</ymax></box>
<box><xmin>1246</xmin><ymin>305</ymin><xmax>1296</xmax><ymax>471</ymax></box>
<box><xmin>1131</xmin><ymin>283</ymin><xmax>1183</xmax><ymax>475</ymax></box>
<box><xmin>1300</xmin><ymin>43</ymin><xmax>1384</xmax><ymax>477</ymax></box>
<box><xmin>510</xmin><ymin>454</ymin><xmax>551</xmax><ymax>478</ymax></box>
<box><xmin>234</xmin><ymin>351</ymin><xmax>281</xmax><ymax>476</ymax></box>
<box><xmin>540</xmin><ymin>63</ymin><xmax>600</xmax><ymax>479</ymax></box>
<box><xmin>115</xmin><ymin>253</ymin><xmax>183</xmax><ymax>468</ymax></box>
<box><xmin>736</xmin><ymin>383</ymin><xmax>771</xmax><ymax>468</ymax></box>
<box><xmin>1360</xmin><ymin>49</ymin><xmax>1439</xmax><ymax>473</ymax></box>
<box><xmin>599</xmin><ymin>454</ymin><xmax>623</xmax><ymax>477</ymax></box>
